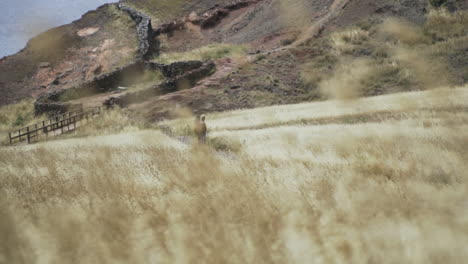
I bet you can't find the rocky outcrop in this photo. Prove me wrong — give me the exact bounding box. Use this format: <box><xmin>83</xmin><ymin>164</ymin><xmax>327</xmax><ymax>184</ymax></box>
<box><xmin>154</xmin><ymin>20</ymin><xmax>186</xmax><ymax>36</ymax></box>
<box><xmin>199</xmin><ymin>9</ymin><xmax>230</xmax><ymax>28</ymax></box>
<box><xmin>148</xmin><ymin>61</ymin><xmax>205</xmax><ymax>78</ymax></box>
<box><xmin>158</xmin><ymin>61</ymin><xmax>216</xmax><ymax>93</ymax></box>
<box><xmin>104</xmin><ymin>61</ymin><xmax>216</xmax><ymax>107</ymax></box>
<box><xmin>117</xmin><ymin>4</ymin><xmax>159</xmax><ymax>59</ymax></box>
<box><xmin>198</xmin><ymin>0</ymin><xmax>258</xmax><ymax>28</ymax></box>
<box><xmin>154</xmin><ymin>0</ymin><xmax>260</xmax><ymax>35</ymax></box>
<box><xmin>39</xmin><ymin>62</ymin><xmax>51</xmax><ymax>68</ymax></box>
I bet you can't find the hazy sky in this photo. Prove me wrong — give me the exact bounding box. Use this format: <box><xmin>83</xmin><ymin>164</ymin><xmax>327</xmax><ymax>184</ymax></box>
<box><xmin>0</xmin><ymin>0</ymin><xmax>116</xmax><ymax>58</ymax></box>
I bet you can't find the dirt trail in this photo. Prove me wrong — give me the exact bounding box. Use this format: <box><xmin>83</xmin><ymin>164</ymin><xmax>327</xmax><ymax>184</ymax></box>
<box><xmin>244</xmin><ymin>0</ymin><xmax>351</xmax><ymax>57</ymax></box>
<box><xmin>293</xmin><ymin>0</ymin><xmax>351</xmax><ymax>46</ymax></box>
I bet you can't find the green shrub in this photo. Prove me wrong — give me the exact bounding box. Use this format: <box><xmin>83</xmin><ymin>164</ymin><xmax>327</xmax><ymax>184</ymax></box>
<box><xmin>281</xmin><ymin>39</ymin><xmax>294</xmax><ymax>46</ymax></box>
<box><xmin>255</xmin><ymin>54</ymin><xmax>267</xmax><ymax>62</ymax></box>
<box><xmin>13</xmin><ymin>114</ymin><xmax>25</xmax><ymax>127</ymax></box>
<box><xmin>428</xmin><ymin>0</ymin><xmax>447</xmax><ymax>7</ymax></box>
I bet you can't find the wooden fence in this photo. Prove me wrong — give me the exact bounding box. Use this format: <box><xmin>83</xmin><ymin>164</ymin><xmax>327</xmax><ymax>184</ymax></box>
<box><xmin>8</xmin><ymin>106</ymin><xmax>103</xmax><ymax>145</ymax></box>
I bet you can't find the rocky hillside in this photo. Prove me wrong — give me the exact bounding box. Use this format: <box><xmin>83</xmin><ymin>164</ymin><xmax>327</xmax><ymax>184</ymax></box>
<box><xmin>1</xmin><ymin>0</ymin><xmax>467</xmax><ymax>120</ymax></box>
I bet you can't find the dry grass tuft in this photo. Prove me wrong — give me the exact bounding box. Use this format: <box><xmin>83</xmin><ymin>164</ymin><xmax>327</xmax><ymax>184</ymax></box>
<box><xmin>319</xmin><ymin>59</ymin><xmax>372</xmax><ymax>100</ymax></box>
<box><xmin>379</xmin><ymin>18</ymin><xmax>429</xmax><ymax>46</ymax></box>
<box><xmin>154</xmin><ymin>44</ymin><xmax>247</xmax><ymax>64</ymax></box>
<box><xmin>424</xmin><ymin>8</ymin><xmax>468</xmax><ymax>40</ymax></box>
<box><xmin>331</xmin><ymin>27</ymin><xmax>370</xmax><ymax>52</ymax></box>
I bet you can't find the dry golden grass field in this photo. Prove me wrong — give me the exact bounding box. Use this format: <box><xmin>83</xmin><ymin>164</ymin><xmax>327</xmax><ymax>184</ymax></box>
<box><xmin>1</xmin><ymin>85</ymin><xmax>468</xmax><ymax>263</ymax></box>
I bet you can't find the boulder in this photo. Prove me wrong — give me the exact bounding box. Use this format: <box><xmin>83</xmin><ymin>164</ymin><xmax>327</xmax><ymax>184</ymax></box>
<box><xmin>39</xmin><ymin>62</ymin><xmax>51</xmax><ymax>68</ymax></box>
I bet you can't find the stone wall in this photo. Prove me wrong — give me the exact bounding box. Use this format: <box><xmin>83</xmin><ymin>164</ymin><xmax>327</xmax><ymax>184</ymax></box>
<box><xmin>148</xmin><ymin>61</ymin><xmax>205</xmax><ymax>78</ymax></box>
<box><xmin>105</xmin><ymin>61</ymin><xmax>216</xmax><ymax>107</ymax></box>
<box><xmin>117</xmin><ymin>4</ymin><xmax>159</xmax><ymax>60</ymax></box>
<box><xmin>35</xmin><ymin>60</ymin><xmax>216</xmax><ymax>115</ymax></box>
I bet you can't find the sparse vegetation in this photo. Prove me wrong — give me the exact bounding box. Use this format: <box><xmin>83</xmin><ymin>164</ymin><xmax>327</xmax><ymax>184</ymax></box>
<box><xmin>107</xmin><ymin>4</ymin><xmax>137</xmax><ymax>33</ymax></box>
<box><xmin>153</xmin><ymin>44</ymin><xmax>247</xmax><ymax>64</ymax></box>
<box><xmin>331</xmin><ymin>27</ymin><xmax>370</xmax><ymax>51</ymax></box>
<box><xmin>301</xmin><ymin>9</ymin><xmax>468</xmax><ymax>98</ymax></box>
<box><xmin>424</xmin><ymin>8</ymin><xmax>468</xmax><ymax>41</ymax></box>
<box><xmin>300</xmin><ymin>40</ymin><xmax>338</xmax><ymax>89</ymax></box>
<box><xmin>122</xmin><ymin>0</ymin><xmax>183</xmax><ymax>24</ymax></box>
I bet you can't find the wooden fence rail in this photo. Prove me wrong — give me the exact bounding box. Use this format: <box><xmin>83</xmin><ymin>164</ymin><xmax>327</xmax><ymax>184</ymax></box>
<box><xmin>8</xmin><ymin>106</ymin><xmax>103</xmax><ymax>145</ymax></box>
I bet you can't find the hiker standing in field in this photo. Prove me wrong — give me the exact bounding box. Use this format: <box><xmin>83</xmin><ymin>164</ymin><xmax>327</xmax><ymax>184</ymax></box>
<box><xmin>194</xmin><ymin>114</ymin><xmax>207</xmax><ymax>144</ymax></box>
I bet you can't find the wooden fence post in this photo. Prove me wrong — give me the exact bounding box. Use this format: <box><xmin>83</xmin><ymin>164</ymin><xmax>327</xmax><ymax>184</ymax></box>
<box><xmin>9</xmin><ymin>132</ymin><xmax>12</xmax><ymax>145</ymax></box>
<box><xmin>69</xmin><ymin>117</ymin><xmax>73</xmax><ymax>132</ymax></box>
<box><xmin>27</xmin><ymin>127</ymin><xmax>30</xmax><ymax>144</ymax></box>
